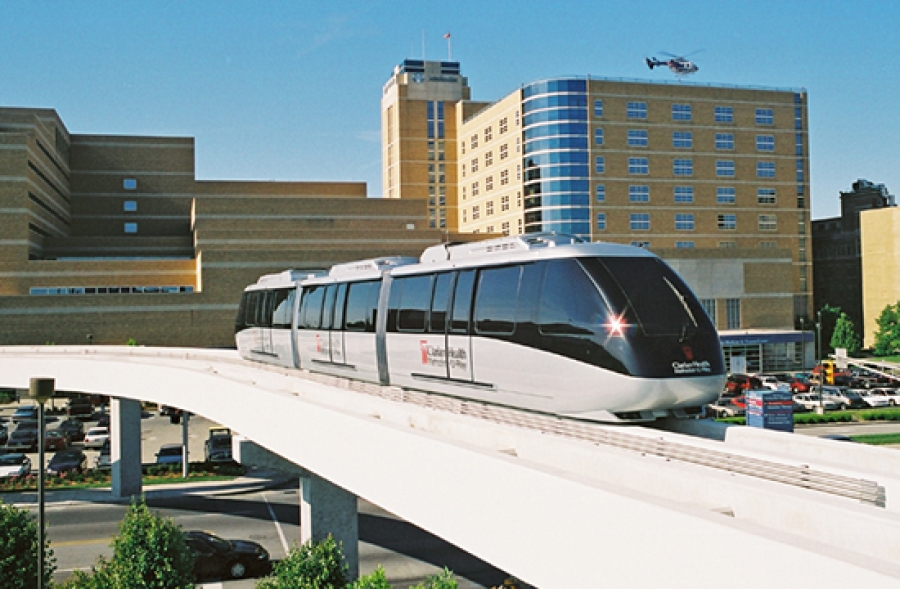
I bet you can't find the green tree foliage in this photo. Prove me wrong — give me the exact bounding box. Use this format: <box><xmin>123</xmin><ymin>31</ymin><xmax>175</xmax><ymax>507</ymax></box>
<box><xmin>830</xmin><ymin>312</ymin><xmax>861</xmax><ymax>357</ymax></box>
<box><xmin>256</xmin><ymin>535</ymin><xmax>348</xmax><ymax>589</ymax></box>
<box><xmin>60</xmin><ymin>500</ymin><xmax>194</xmax><ymax>589</ymax></box>
<box><xmin>410</xmin><ymin>568</ymin><xmax>458</xmax><ymax>589</ymax></box>
<box><xmin>0</xmin><ymin>500</ymin><xmax>55</xmax><ymax>589</ymax></box>
<box><xmin>349</xmin><ymin>566</ymin><xmax>391</xmax><ymax>589</ymax></box>
<box><xmin>873</xmin><ymin>302</ymin><xmax>900</xmax><ymax>356</ymax></box>
<box><xmin>817</xmin><ymin>304</ymin><xmax>842</xmax><ymax>354</ymax></box>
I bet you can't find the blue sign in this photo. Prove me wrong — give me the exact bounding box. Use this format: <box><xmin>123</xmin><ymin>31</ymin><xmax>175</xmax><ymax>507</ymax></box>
<box><xmin>746</xmin><ymin>389</ymin><xmax>794</xmax><ymax>433</ymax></box>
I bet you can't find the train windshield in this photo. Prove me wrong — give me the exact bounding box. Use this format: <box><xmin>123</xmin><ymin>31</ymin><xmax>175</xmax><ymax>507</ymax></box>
<box><xmin>580</xmin><ymin>256</ymin><xmax>705</xmax><ymax>337</ymax></box>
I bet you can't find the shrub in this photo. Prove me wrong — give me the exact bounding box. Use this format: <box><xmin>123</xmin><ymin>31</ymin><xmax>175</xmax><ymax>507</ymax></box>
<box><xmin>257</xmin><ymin>535</ymin><xmax>348</xmax><ymax>589</ymax></box>
<box><xmin>411</xmin><ymin>568</ymin><xmax>458</xmax><ymax>589</ymax></box>
<box><xmin>351</xmin><ymin>566</ymin><xmax>391</xmax><ymax>589</ymax></box>
<box><xmin>0</xmin><ymin>500</ymin><xmax>56</xmax><ymax>588</ymax></box>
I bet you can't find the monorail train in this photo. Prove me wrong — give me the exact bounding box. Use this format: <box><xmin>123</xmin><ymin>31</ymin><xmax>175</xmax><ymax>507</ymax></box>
<box><xmin>234</xmin><ymin>233</ymin><xmax>725</xmax><ymax>423</ymax></box>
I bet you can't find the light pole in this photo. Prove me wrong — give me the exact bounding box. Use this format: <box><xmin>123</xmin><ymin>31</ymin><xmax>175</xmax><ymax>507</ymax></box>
<box><xmin>29</xmin><ymin>377</ymin><xmax>54</xmax><ymax>589</ymax></box>
<box><xmin>816</xmin><ymin>310</ymin><xmax>824</xmax><ymax>414</ymax></box>
<box><xmin>799</xmin><ymin>317</ymin><xmax>806</xmax><ymax>375</ymax></box>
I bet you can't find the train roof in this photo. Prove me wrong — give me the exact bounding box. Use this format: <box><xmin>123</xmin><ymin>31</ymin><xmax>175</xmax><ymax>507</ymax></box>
<box><xmin>246</xmin><ymin>269</ymin><xmax>327</xmax><ymax>290</ymax></box>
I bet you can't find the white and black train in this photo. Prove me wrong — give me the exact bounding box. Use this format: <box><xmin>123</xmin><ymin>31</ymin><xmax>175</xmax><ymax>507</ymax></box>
<box><xmin>235</xmin><ymin>234</ymin><xmax>726</xmax><ymax>423</ymax></box>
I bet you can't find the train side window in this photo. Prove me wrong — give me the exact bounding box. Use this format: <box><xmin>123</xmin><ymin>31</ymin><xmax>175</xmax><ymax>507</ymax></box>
<box><xmin>538</xmin><ymin>259</ymin><xmax>609</xmax><ymax>335</ymax></box>
<box><xmin>429</xmin><ymin>273</ymin><xmax>454</xmax><ymax>334</ymax></box>
<box><xmin>396</xmin><ymin>275</ymin><xmax>433</xmax><ymax>332</ymax></box>
<box><xmin>322</xmin><ymin>285</ymin><xmax>338</xmax><ymax>330</ymax></box>
<box><xmin>271</xmin><ymin>289</ymin><xmax>293</xmax><ymax>329</ymax></box>
<box><xmin>235</xmin><ymin>292</ymin><xmax>250</xmax><ymax>333</ymax></box>
<box><xmin>333</xmin><ymin>283</ymin><xmax>348</xmax><ymax>330</ymax></box>
<box><xmin>346</xmin><ymin>281</ymin><xmax>380</xmax><ymax>332</ymax></box>
<box><xmin>259</xmin><ymin>290</ymin><xmax>275</xmax><ymax>328</ymax></box>
<box><xmin>244</xmin><ymin>291</ymin><xmax>260</xmax><ymax>327</ymax></box>
<box><xmin>475</xmin><ymin>265</ymin><xmax>521</xmax><ymax>335</ymax></box>
<box><xmin>299</xmin><ymin>285</ymin><xmax>326</xmax><ymax>329</ymax></box>
<box><xmin>450</xmin><ymin>270</ymin><xmax>475</xmax><ymax>334</ymax></box>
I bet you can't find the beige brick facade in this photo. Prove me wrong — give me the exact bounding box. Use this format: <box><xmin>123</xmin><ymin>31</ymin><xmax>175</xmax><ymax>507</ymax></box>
<box><xmin>860</xmin><ymin>207</ymin><xmax>900</xmax><ymax>347</ymax></box>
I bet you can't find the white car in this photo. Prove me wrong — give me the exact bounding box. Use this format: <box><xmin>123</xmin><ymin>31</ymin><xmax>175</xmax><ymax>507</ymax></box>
<box><xmin>83</xmin><ymin>426</ymin><xmax>110</xmax><ymax>448</ymax></box>
<box><xmin>855</xmin><ymin>389</ymin><xmax>890</xmax><ymax>408</ymax></box>
<box><xmin>757</xmin><ymin>375</ymin><xmax>782</xmax><ymax>390</ymax></box>
<box><xmin>0</xmin><ymin>453</ymin><xmax>32</xmax><ymax>479</ymax></box>
<box><xmin>792</xmin><ymin>393</ymin><xmax>838</xmax><ymax>411</ymax></box>
<box><xmin>868</xmin><ymin>388</ymin><xmax>900</xmax><ymax>407</ymax></box>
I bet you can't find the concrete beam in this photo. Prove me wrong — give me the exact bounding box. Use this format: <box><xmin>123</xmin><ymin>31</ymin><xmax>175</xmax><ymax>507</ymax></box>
<box><xmin>300</xmin><ymin>473</ymin><xmax>359</xmax><ymax>580</ymax></box>
<box><xmin>110</xmin><ymin>397</ymin><xmax>142</xmax><ymax>499</ymax></box>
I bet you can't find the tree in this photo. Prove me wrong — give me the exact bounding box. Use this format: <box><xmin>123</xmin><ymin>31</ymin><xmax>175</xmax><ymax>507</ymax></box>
<box><xmin>817</xmin><ymin>304</ymin><xmax>842</xmax><ymax>355</ymax></box>
<box><xmin>830</xmin><ymin>312</ymin><xmax>861</xmax><ymax>357</ymax></box>
<box><xmin>0</xmin><ymin>500</ymin><xmax>55</xmax><ymax>589</ymax></box>
<box><xmin>60</xmin><ymin>499</ymin><xmax>194</xmax><ymax>589</ymax></box>
<box><xmin>873</xmin><ymin>302</ymin><xmax>900</xmax><ymax>357</ymax></box>
<box><xmin>256</xmin><ymin>535</ymin><xmax>348</xmax><ymax>589</ymax></box>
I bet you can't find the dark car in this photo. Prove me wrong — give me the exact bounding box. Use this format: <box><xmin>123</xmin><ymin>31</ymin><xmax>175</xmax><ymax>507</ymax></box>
<box><xmin>0</xmin><ymin>424</ymin><xmax>8</xmax><ymax>446</ymax></box>
<box><xmin>44</xmin><ymin>429</ymin><xmax>68</xmax><ymax>451</ymax></box>
<box><xmin>46</xmin><ymin>448</ymin><xmax>88</xmax><ymax>476</ymax></box>
<box><xmin>6</xmin><ymin>424</ymin><xmax>38</xmax><ymax>451</ymax></box>
<box><xmin>155</xmin><ymin>443</ymin><xmax>184</xmax><ymax>465</ymax></box>
<box><xmin>66</xmin><ymin>397</ymin><xmax>94</xmax><ymax>418</ymax></box>
<box><xmin>56</xmin><ymin>418</ymin><xmax>85</xmax><ymax>442</ymax></box>
<box><xmin>11</xmin><ymin>405</ymin><xmax>38</xmax><ymax>423</ymax></box>
<box><xmin>184</xmin><ymin>530</ymin><xmax>271</xmax><ymax>580</ymax></box>
<box><xmin>204</xmin><ymin>429</ymin><xmax>233</xmax><ymax>463</ymax></box>
<box><xmin>724</xmin><ymin>374</ymin><xmax>763</xmax><ymax>395</ymax></box>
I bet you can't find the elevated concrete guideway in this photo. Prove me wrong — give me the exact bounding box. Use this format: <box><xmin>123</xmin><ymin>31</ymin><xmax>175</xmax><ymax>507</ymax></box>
<box><xmin>1</xmin><ymin>346</ymin><xmax>900</xmax><ymax>588</ymax></box>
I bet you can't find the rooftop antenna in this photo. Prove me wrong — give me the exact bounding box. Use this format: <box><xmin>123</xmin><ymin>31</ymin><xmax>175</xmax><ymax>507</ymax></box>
<box><xmin>444</xmin><ymin>32</ymin><xmax>452</xmax><ymax>61</ymax></box>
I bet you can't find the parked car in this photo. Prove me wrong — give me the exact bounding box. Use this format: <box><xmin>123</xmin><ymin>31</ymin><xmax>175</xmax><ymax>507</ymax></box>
<box><xmin>46</xmin><ymin>448</ymin><xmax>87</xmax><ymax>476</ymax></box>
<box><xmin>869</xmin><ymin>388</ymin><xmax>900</xmax><ymax>406</ymax></box>
<box><xmin>94</xmin><ymin>439</ymin><xmax>111</xmax><ymax>470</ymax></box>
<box><xmin>11</xmin><ymin>405</ymin><xmax>38</xmax><ymax>423</ymax></box>
<box><xmin>707</xmin><ymin>396</ymin><xmax>746</xmax><ymax>418</ymax></box>
<box><xmin>56</xmin><ymin>418</ymin><xmax>85</xmax><ymax>442</ymax></box>
<box><xmin>184</xmin><ymin>530</ymin><xmax>271</xmax><ymax>580</ymax></box>
<box><xmin>0</xmin><ymin>453</ymin><xmax>31</xmax><ymax>479</ymax></box>
<box><xmin>785</xmin><ymin>377</ymin><xmax>812</xmax><ymax>393</ymax></box>
<box><xmin>821</xmin><ymin>386</ymin><xmax>867</xmax><ymax>410</ymax></box>
<box><xmin>66</xmin><ymin>397</ymin><xmax>93</xmax><ymax>418</ymax></box>
<box><xmin>856</xmin><ymin>389</ymin><xmax>891</xmax><ymax>408</ymax></box>
<box><xmin>96</xmin><ymin>413</ymin><xmax>110</xmax><ymax>429</ymax></box>
<box><xmin>792</xmin><ymin>393</ymin><xmax>839</xmax><ymax>411</ymax></box>
<box><xmin>43</xmin><ymin>429</ymin><xmax>68</xmax><ymax>451</ymax></box>
<box><xmin>0</xmin><ymin>424</ymin><xmax>8</xmax><ymax>446</ymax></box>
<box><xmin>204</xmin><ymin>427</ymin><xmax>233</xmax><ymax>463</ymax></box>
<box><xmin>724</xmin><ymin>374</ymin><xmax>763</xmax><ymax>395</ymax></box>
<box><xmin>756</xmin><ymin>375</ymin><xmax>783</xmax><ymax>390</ymax></box>
<box><xmin>5</xmin><ymin>424</ymin><xmax>38</xmax><ymax>451</ymax></box>
<box><xmin>156</xmin><ymin>443</ymin><xmax>184</xmax><ymax>465</ymax></box>
<box><xmin>83</xmin><ymin>426</ymin><xmax>110</xmax><ymax>449</ymax></box>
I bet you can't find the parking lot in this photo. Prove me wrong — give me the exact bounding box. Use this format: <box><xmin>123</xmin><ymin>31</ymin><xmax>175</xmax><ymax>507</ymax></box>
<box><xmin>0</xmin><ymin>396</ymin><xmax>222</xmax><ymax>477</ymax></box>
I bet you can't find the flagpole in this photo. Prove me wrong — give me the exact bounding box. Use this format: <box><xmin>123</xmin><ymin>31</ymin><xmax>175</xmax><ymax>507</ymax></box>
<box><xmin>444</xmin><ymin>32</ymin><xmax>452</xmax><ymax>61</ymax></box>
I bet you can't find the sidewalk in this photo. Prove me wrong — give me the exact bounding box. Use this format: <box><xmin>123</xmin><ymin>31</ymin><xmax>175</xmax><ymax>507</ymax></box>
<box><xmin>2</xmin><ymin>468</ymin><xmax>295</xmax><ymax>507</ymax></box>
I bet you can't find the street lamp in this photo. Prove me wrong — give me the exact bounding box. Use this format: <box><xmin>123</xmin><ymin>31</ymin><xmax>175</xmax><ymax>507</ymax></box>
<box><xmin>816</xmin><ymin>310</ymin><xmax>824</xmax><ymax>414</ymax></box>
<box><xmin>29</xmin><ymin>377</ymin><xmax>54</xmax><ymax>589</ymax></box>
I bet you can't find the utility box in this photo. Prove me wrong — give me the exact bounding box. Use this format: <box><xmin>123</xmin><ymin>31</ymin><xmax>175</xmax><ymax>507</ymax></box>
<box><xmin>746</xmin><ymin>389</ymin><xmax>794</xmax><ymax>433</ymax></box>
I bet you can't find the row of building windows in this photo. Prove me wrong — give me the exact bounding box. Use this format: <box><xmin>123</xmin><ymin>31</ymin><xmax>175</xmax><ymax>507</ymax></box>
<box><xmin>593</xmin><ymin>100</ymin><xmax>777</xmax><ymax>126</ymax></box>
<box><xmin>594</xmin><ymin>213</ymin><xmax>779</xmax><ymax>232</ymax></box>
<box><xmin>596</xmin><ymin>129</ymin><xmax>778</xmax><ymax>152</ymax></box>
<box><xmin>594</xmin><ymin>157</ymin><xmax>779</xmax><ymax>178</ymax></box>
<box><xmin>467</xmin><ymin>112</ymin><xmax>519</xmax><ymax>151</ymax></box>
<box><xmin>595</xmin><ymin>185</ymin><xmax>779</xmax><ymax>205</ymax></box>
<box><xmin>464</xmin><ymin>194</ymin><xmax>519</xmax><ymax>222</ymax></box>
<box><xmin>30</xmin><ymin>285</ymin><xmax>195</xmax><ymax>296</ymax></box>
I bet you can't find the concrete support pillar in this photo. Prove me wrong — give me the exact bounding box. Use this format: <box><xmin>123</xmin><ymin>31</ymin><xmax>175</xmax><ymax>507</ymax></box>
<box><xmin>110</xmin><ymin>397</ymin><xmax>142</xmax><ymax>499</ymax></box>
<box><xmin>300</xmin><ymin>473</ymin><xmax>359</xmax><ymax>580</ymax></box>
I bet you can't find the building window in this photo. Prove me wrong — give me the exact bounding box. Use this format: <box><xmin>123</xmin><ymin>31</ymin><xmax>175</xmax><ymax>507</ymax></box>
<box><xmin>627</xmin><ymin>102</ymin><xmax>647</xmax><ymax>119</ymax></box>
<box><xmin>726</xmin><ymin>298</ymin><xmax>741</xmax><ymax>329</ymax></box>
<box><xmin>500</xmin><ymin>169</ymin><xmax>509</xmax><ymax>185</ymax></box>
<box><xmin>630</xmin><ymin>213</ymin><xmax>650</xmax><ymax>231</ymax></box>
<box><xmin>714</xmin><ymin>106</ymin><xmax>733</xmax><ymax>123</ymax></box>
<box><xmin>594</xmin><ymin>99</ymin><xmax>603</xmax><ymax>117</ymax></box>
<box><xmin>757</xmin><ymin>161</ymin><xmax>776</xmax><ymax>178</ymax></box>
<box><xmin>472</xmin><ymin>205</ymin><xmax>480</xmax><ymax>220</ymax></box>
<box><xmin>485</xmin><ymin>151</ymin><xmax>493</xmax><ymax>166</ymax></box>
<box><xmin>672</xmin><ymin>104</ymin><xmax>692</xmax><ymax>121</ymax></box>
<box><xmin>471</xmin><ymin>158</ymin><xmax>478</xmax><ymax>173</ymax></box>
<box><xmin>759</xmin><ymin>241</ymin><xmax>777</xmax><ymax>248</ymax></box>
<box><xmin>486</xmin><ymin>201</ymin><xmax>495</xmax><ymax>216</ymax></box>
<box><xmin>718</xmin><ymin>241</ymin><xmax>736</xmax><ymax>248</ymax></box>
<box><xmin>123</xmin><ymin>200</ymin><xmax>137</xmax><ymax>212</ymax></box>
<box><xmin>673</xmin><ymin>131</ymin><xmax>692</xmax><ymax>148</ymax></box>
<box><xmin>595</xmin><ymin>156</ymin><xmax>605</xmax><ymax>174</ymax></box>
<box><xmin>596</xmin><ymin>184</ymin><xmax>606</xmax><ymax>202</ymax></box>
<box><xmin>123</xmin><ymin>178</ymin><xmax>137</xmax><ymax>190</ymax></box>
<box><xmin>124</xmin><ymin>222</ymin><xmax>138</xmax><ymax>234</ymax></box>
<box><xmin>631</xmin><ymin>241</ymin><xmax>650</xmax><ymax>248</ymax></box>
<box><xmin>717</xmin><ymin>187</ymin><xmax>736</xmax><ymax>204</ymax></box>
<box><xmin>596</xmin><ymin>213</ymin><xmax>607</xmax><ymax>230</ymax></box>
<box><xmin>471</xmin><ymin>135</ymin><xmax>478</xmax><ymax>149</ymax></box>
<box><xmin>629</xmin><ymin>185</ymin><xmax>650</xmax><ymax>202</ymax></box>
<box><xmin>758</xmin><ymin>214</ymin><xmax>777</xmax><ymax>231</ymax></box>
<box><xmin>501</xmin><ymin>195</ymin><xmax>510</xmax><ymax>211</ymax></box>
<box><xmin>715</xmin><ymin>133</ymin><xmax>734</xmax><ymax>150</ymax></box>
<box><xmin>499</xmin><ymin>118</ymin><xmax>508</xmax><ymax>134</ymax></box>
<box><xmin>484</xmin><ymin>126</ymin><xmax>492</xmax><ymax>142</ymax></box>
<box><xmin>472</xmin><ymin>181</ymin><xmax>480</xmax><ymax>196</ymax></box>
<box><xmin>502</xmin><ymin>221</ymin><xmax>510</xmax><ymax>235</ymax></box>
<box><xmin>673</xmin><ymin>159</ymin><xmax>693</xmax><ymax>176</ymax></box>
<box><xmin>486</xmin><ymin>176</ymin><xmax>494</xmax><ymax>191</ymax></box>
<box><xmin>674</xmin><ymin>186</ymin><xmax>694</xmax><ymax>203</ymax></box>
<box><xmin>628</xmin><ymin>157</ymin><xmax>649</xmax><ymax>175</ymax></box>
<box><xmin>757</xmin><ymin>188</ymin><xmax>776</xmax><ymax>205</ymax></box>
<box><xmin>594</xmin><ymin>128</ymin><xmax>604</xmax><ymax>145</ymax></box>
<box><xmin>756</xmin><ymin>108</ymin><xmax>774</xmax><ymax>125</ymax></box>
<box><xmin>700</xmin><ymin>299</ymin><xmax>717</xmax><ymax>323</ymax></box>
<box><xmin>675</xmin><ymin>213</ymin><xmax>695</xmax><ymax>231</ymax></box>
<box><xmin>628</xmin><ymin>129</ymin><xmax>648</xmax><ymax>147</ymax></box>
<box><xmin>718</xmin><ymin>214</ymin><xmax>736</xmax><ymax>230</ymax></box>
<box><xmin>716</xmin><ymin>160</ymin><xmax>735</xmax><ymax>177</ymax></box>
<box><xmin>756</xmin><ymin>135</ymin><xmax>775</xmax><ymax>152</ymax></box>
<box><xmin>675</xmin><ymin>241</ymin><xmax>695</xmax><ymax>249</ymax></box>
<box><xmin>500</xmin><ymin>144</ymin><xmax>508</xmax><ymax>160</ymax></box>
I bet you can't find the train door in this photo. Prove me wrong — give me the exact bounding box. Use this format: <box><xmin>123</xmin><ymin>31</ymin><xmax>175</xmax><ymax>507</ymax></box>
<box><xmin>297</xmin><ymin>284</ymin><xmax>329</xmax><ymax>366</ymax></box>
<box><xmin>328</xmin><ymin>283</ymin><xmax>347</xmax><ymax>365</ymax></box>
<box><xmin>426</xmin><ymin>272</ymin><xmax>455</xmax><ymax>379</ymax></box>
<box><xmin>446</xmin><ymin>270</ymin><xmax>475</xmax><ymax>381</ymax></box>
<box><xmin>343</xmin><ymin>280</ymin><xmax>381</xmax><ymax>381</ymax></box>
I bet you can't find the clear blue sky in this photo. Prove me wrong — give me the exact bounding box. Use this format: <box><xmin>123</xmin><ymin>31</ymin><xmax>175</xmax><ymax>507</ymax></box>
<box><xmin>3</xmin><ymin>0</ymin><xmax>898</xmax><ymax>219</ymax></box>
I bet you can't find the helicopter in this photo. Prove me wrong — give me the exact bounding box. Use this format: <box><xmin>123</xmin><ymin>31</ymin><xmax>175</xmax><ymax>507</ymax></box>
<box><xmin>646</xmin><ymin>52</ymin><xmax>699</xmax><ymax>76</ymax></box>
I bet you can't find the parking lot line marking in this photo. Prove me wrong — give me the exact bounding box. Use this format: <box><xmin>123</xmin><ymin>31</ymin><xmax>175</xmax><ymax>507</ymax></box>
<box><xmin>263</xmin><ymin>491</ymin><xmax>289</xmax><ymax>554</ymax></box>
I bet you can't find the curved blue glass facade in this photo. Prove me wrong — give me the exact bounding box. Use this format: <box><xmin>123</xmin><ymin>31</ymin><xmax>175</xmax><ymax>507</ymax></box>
<box><xmin>522</xmin><ymin>78</ymin><xmax>591</xmax><ymax>237</ymax></box>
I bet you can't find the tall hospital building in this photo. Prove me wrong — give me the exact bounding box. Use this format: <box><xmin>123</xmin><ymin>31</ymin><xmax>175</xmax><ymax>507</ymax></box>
<box><xmin>382</xmin><ymin>59</ymin><xmax>812</xmax><ymax>348</ymax></box>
